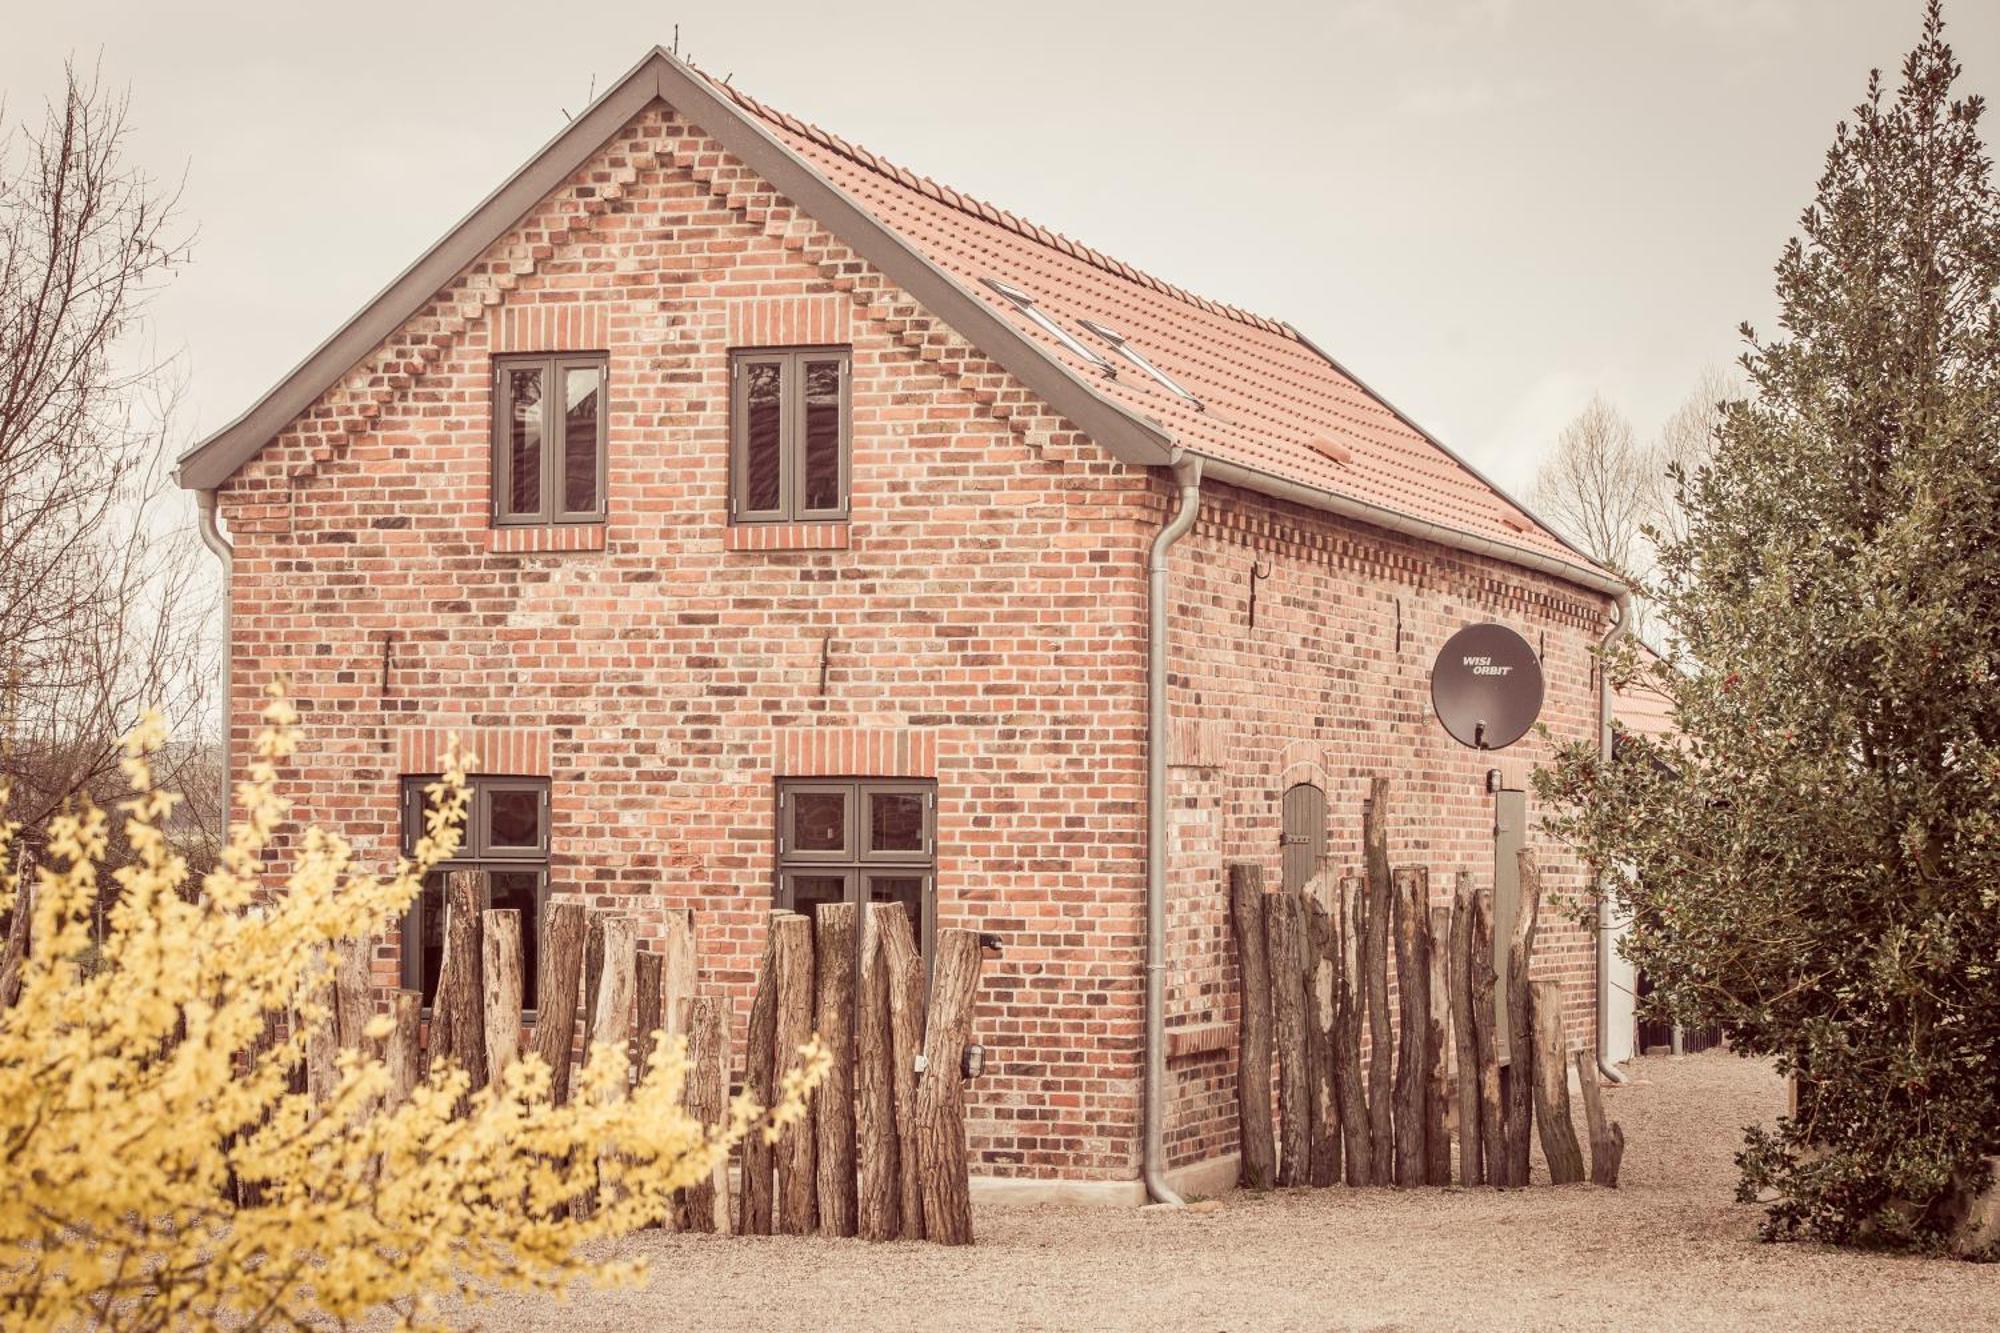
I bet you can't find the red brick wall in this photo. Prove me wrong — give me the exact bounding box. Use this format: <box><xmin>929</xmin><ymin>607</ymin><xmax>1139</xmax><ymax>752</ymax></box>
<box><xmin>221</xmin><ymin>106</ymin><xmax>1155</xmax><ymax>1182</ymax></box>
<box><xmin>1159</xmin><ymin>476</ymin><xmax>1609</xmax><ymax>1171</ymax></box>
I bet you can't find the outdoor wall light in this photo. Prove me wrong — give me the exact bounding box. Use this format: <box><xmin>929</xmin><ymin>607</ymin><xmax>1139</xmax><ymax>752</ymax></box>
<box><xmin>1486</xmin><ymin>768</ymin><xmax>1502</xmax><ymax>794</ymax></box>
<box><xmin>961</xmin><ymin>1044</ymin><xmax>987</xmax><ymax>1079</ymax></box>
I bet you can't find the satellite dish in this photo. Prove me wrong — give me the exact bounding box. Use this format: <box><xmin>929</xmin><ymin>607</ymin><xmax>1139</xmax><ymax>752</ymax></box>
<box><xmin>1430</xmin><ymin>623</ymin><xmax>1544</xmax><ymax>750</ymax></box>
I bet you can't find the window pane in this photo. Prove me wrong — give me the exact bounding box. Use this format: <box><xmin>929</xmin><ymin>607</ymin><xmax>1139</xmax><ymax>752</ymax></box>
<box><xmin>790</xmin><ymin>874</ymin><xmax>848</xmax><ymax>919</ymax></box>
<box><xmin>802</xmin><ymin>358</ymin><xmax>843</xmax><ymax>512</ymax></box>
<box><xmin>562</xmin><ymin>365</ymin><xmax>601</xmax><ymax>514</ymax></box>
<box><xmin>791</xmin><ymin>789</ymin><xmax>848</xmax><ymax>853</ymax></box>
<box><xmin>868</xmin><ymin>790</ymin><xmax>925</xmax><ymax>854</ymax></box>
<box><xmin>490</xmin><ymin>873</ymin><xmax>541</xmax><ymax>1011</ymax></box>
<box><xmin>487</xmin><ymin>788</ymin><xmax>543</xmax><ymax>850</ymax></box>
<box><xmin>507</xmin><ymin>366</ymin><xmax>544</xmax><ymax>515</ymax></box>
<box><xmin>743</xmin><ymin>360</ymin><xmax>782</xmax><ymax>512</ymax></box>
<box><xmin>416</xmin><ymin>874</ymin><xmax>447</xmax><ymax>1004</ymax></box>
<box><xmin>868</xmin><ymin>876</ymin><xmax>926</xmax><ymax>954</ymax></box>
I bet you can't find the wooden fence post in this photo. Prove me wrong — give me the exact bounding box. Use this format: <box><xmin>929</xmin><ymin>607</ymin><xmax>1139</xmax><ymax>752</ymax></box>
<box><xmin>1391</xmin><ymin>867</ymin><xmax>1430</xmax><ymax>1186</ymax></box>
<box><xmin>303</xmin><ymin>960</ymin><xmax>338</xmax><ymax>1104</ymax></box>
<box><xmin>1425</xmin><ymin>903</ymin><xmax>1453</xmax><ymax>1186</ymax></box>
<box><xmin>334</xmin><ymin>935</ymin><xmax>372</xmax><ymax>1052</ymax></box>
<box><xmin>1503</xmin><ymin>850</ymin><xmax>1541</xmax><ymax>1186</ymax></box>
<box><xmin>386</xmin><ymin>989</ymin><xmax>422</xmax><ymax>1106</ymax></box>
<box><xmin>878</xmin><ymin>902</ymin><xmax>928</xmax><ymax>1240</ymax></box>
<box><xmin>1362</xmin><ymin>779</ymin><xmax>1395</xmax><ymax>1186</ymax></box>
<box><xmin>1334</xmin><ymin>874</ymin><xmax>1372</xmax><ymax>1185</ymax></box>
<box><xmin>676</xmin><ymin>995</ymin><xmax>730</xmax><ymax>1232</ymax></box>
<box><xmin>635</xmin><ymin>951</ymin><xmax>663</xmax><ymax>1077</ymax></box>
<box><xmin>481</xmin><ymin>909</ymin><xmax>523</xmax><ymax>1085</ymax></box>
<box><xmin>1305</xmin><ymin>887</ymin><xmax>1340</xmax><ymax>1187</ymax></box>
<box><xmin>530</xmin><ymin>901</ymin><xmax>586</xmax><ymax>1105</ymax></box>
<box><xmin>1267</xmin><ymin>887</ymin><xmax>1309</xmax><ymax>1187</ymax></box>
<box><xmin>1530</xmin><ymin>980</ymin><xmax>1587</xmax><ymax>1184</ymax></box>
<box><xmin>1227</xmin><ymin>862</ymin><xmax>1276</xmax><ymax>1190</ymax></box>
<box><xmin>856</xmin><ymin>903</ymin><xmax>900</xmax><ymax>1241</ymax></box>
<box><xmin>576</xmin><ymin>915</ymin><xmax>635</xmax><ymax>1221</ymax></box>
<box><xmin>582</xmin><ymin>913</ymin><xmax>605</xmax><ymax>1044</ymax></box>
<box><xmin>1573</xmin><ymin>1050</ymin><xmax>1625</xmax><ymax>1187</ymax></box>
<box><xmin>439</xmin><ymin>871</ymin><xmax>488</xmax><ymax>1094</ymax></box>
<box><xmin>740</xmin><ymin>911</ymin><xmax>788</xmax><ymax>1235</ymax></box>
<box><xmin>916</xmin><ymin>928</ymin><xmax>984</xmax><ymax>1246</ymax></box>
<box><xmin>813</xmin><ymin>902</ymin><xmax>859</xmax><ymax>1237</ymax></box>
<box><xmin>1448</xmin><ymin>873</ymin><xmax>1484</xmax><ymax>1186</ymax></box>
<box><xmin>1470</xmin><ymin>888</ymin><xmax>1507</xmax><ymax>1186</ymax></box>
<box><xmin>660</xmin><ymin>907</ymin><xmax>697</xmax><ymax>1037</ymax></box>
<box><xmin>772</xmin><ymin>912</ymin><xmax>817</xmax><ymax>1235</ymax></box>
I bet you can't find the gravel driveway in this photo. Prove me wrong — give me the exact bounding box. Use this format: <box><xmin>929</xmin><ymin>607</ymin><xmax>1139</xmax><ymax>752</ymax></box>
<box><xmin>446</xmin><ymin>1054</ymin><xmax>1995</xmax><ymax>1331</ymax></box>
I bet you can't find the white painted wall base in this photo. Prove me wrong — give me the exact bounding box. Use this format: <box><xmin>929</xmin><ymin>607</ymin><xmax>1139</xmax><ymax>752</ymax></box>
<box><xmin>968</xmin><ymin>1153</ymin><xmax>1242</xmax><ymax>1208</ymax></box>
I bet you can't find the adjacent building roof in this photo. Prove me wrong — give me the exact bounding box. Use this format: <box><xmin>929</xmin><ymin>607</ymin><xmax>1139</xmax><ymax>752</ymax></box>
<box><xmin>176</xmin><ymin>47</ymin><xmax>1619</xmax><ymax>598</ymax></box>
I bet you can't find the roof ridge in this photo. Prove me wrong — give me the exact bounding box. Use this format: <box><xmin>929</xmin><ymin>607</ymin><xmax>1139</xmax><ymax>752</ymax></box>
<box><xmin>701</xmin><ymin>69</ymin><xmax>1300</xmax><ymax>340</ymax></box>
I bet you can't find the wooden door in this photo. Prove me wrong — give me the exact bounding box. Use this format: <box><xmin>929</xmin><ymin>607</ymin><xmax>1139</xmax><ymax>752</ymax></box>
<box><xmin>1280</xmin><ymin>783</ymin><xmax>1327</xmax><ymax>892</ymax></box>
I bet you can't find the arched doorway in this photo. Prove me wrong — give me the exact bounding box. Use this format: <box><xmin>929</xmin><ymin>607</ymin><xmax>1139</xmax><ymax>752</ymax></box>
<box><xmin>1280</xmin><ymin>782</ymin><xmax>1327</xmax><ymax>891</ymax></box>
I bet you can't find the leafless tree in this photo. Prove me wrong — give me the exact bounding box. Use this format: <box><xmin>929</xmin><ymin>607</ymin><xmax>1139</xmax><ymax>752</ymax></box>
<box><xmin>0</xmin><ymin>60</ymin><xmax>212</xmax><ymax>873</ymax></box>
<box><xmin>1646</xmin><ymin>365</ymin><xmax>1738</xmax><ymax>548</ymax></box>
<box><xmin>1531</xmin><ymin>393</ymin><xmax>1651</xmax><ymax>575</ymax></box>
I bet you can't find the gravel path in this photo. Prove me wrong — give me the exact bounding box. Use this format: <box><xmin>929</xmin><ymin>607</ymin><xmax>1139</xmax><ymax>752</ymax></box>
<box><xmin>446</xmin><ymin>1055</ymin><xmax>1995</xmax><ymax>1331</ymax></box>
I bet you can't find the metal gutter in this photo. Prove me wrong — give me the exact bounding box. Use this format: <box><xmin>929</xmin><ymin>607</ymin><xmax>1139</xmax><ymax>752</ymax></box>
<box><xmin>1595</xmin><ymin>591</ymin><xmax>1636</xmax><ymax>1085</ymax></box>
<box><xmin>1143</xmin><ymin>455</ymin><xmax>1202</xmax><ymax>1207</ymax></box>
<box><xmin>194</xmin><ymin>490</ymin><xmax>234</xmax><ymax>834</ymax></box>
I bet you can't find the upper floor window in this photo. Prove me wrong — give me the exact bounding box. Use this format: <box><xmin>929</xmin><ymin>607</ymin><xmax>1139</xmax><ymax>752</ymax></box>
<box><xmin>400</xmin><ymin>774</ymin><xmax>550</xmax><ymax>1008</ymax></box>
<box><xmin>493</xmin><ymin>353</ymin><xmax>606</xmax><ymax>527</ymax></box>
<box><xmin>730</xmin><ymin>347</ymin><xmax>850</xmax><ymax>523</ymax></box>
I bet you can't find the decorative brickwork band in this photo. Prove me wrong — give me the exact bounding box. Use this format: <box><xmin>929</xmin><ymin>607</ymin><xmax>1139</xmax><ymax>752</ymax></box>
<box><xmin>726</xmin><ymin>295</ymin><xmax>852</xmax><ymax>348</ymax></box>
<box><xmin>493</xmin><ymin>302</ymin><xmax>609</xmax><ymax>353</ymax></box>
<box><xmin>487</xmin><ymin>524</ymin><xmax>608</xmax><ymax>554</ymax></box>
<box><xmin>776</xmin><ymin>727</ymin><xmax>938</xmax><ymax>778</ymax></box>
<box><xmin>724</xmin><ymin>522</ymin><xmax>850</xmax><ymax>552</ymax></box>
<box><xmin>396</xmin><ymin>726</ymin><xmax>552</xmax><ymax>777</ymax></box>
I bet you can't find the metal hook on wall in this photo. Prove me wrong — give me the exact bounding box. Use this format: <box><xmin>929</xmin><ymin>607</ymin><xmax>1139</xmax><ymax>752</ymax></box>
<box><xmin>1248</xmin><ymin>557</ymin><xmax>1273</xmax><ymax>630</ymax></box>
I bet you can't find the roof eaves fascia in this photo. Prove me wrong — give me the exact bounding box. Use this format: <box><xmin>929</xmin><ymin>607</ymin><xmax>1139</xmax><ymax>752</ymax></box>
<box><xmin>175</xmin><ymin>48</ymin><xmax>672</xmax><ymax>491</ymax></box>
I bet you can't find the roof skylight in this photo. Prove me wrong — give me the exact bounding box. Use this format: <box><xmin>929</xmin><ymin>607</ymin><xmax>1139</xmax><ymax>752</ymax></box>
<box><xmin>980</xmin><ymin>278</ymin><xmax>1114</xmax><ymax>373</ymax></box>
<box><xmin>1077</xmin><ymin>319</ymin><xmax>1202</xmax><ymax>407</ymax></box>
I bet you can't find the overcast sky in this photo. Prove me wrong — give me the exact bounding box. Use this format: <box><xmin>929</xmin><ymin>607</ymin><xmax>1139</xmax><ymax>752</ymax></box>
<box><xmin>8</xmin><ymin>0</ymin><xmax>1998</xmax><ymax>521</ymax></box>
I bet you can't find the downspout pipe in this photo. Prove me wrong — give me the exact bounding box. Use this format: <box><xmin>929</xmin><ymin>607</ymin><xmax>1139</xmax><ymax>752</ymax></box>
<box><xmin>1144</xmin><ymin>454</ymin><xmax>1202</xmax><ymax>1206</ymax></box>
<box><xmin>1595</xmin><ymin>586</ymin><xmax>1635</xmax><ymax>1086</ymax></box>
<box><xmin>195</xmin><ymin>489</ymin><xmax>233</xmax><ymax>841</ymax></box>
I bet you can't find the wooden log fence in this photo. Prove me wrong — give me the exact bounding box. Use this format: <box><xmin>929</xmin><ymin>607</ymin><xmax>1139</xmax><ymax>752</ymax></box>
<box><xmin>1267</xmin><ymin>887</ymin><xmax>1310</xmax><ymax>1187</ymax></box>
<box><xmin>1447</xmin><ymin>874</ymin><xmax>1484</xmax><ymax>1186</ymax></box>
<box><xmin>1425</xmin><ymin>903</ymin><xmax>1453</xmax><ymax>1187</ymax></box>
<box><xmin>1391</xmin><ymin>866</ymin><xmax>1430</xmax><ymax>1186</ymax></box>
<box><xmin>1361</xmin><ymin>781</ymin><xmax>1396</xmax><ymax>1187</ymax></box>
<box><xmin>271</xmin><ymin>879</ymin><xmax>981</xmax><ymax>1246</ymax></box>
<box><xmin>1222</xmin><ymin>784</ymin><xmax>1633</xmax><ymax>1201</ymax></box>
<box><xmin>1227</xmin><ymin>862</ymin><xmax>1277</xmax><ymax>1190</ymax></box>
<box><xmin>1503</xmin><ymin>849</ymin><xmax>1541</xmax><ymax>1187</ymax></box>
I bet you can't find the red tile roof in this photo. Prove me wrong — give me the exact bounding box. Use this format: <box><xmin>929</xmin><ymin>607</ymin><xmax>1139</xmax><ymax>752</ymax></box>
<box><xmin>713</xmin><ymin>77</ymin><xmax>1580</xmax><ymax>565</ymax></box>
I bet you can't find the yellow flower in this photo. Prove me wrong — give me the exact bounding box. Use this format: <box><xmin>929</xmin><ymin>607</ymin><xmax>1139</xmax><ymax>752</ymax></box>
<box><xmin>0</xmin><ymin>687</ymin><xmax>825</xmax><ymax>1331</ymax></box>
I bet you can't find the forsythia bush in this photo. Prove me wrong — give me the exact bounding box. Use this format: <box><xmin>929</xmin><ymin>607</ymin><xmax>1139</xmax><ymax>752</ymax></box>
<box><xmin>0</xmin><ymin>694</ymin><xmax>826</xmax><ymax>1329</ymax></box>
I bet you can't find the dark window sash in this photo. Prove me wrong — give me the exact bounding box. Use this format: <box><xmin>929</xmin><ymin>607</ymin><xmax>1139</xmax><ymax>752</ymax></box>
<box><xmin>730</xmin><ymin>346</ymin><xmax>850</xmax><ymax>524</ymax></box>
<box><xmin>493</xmin><ymin>352</ymin><xmax>608</xmax><ymax>527</ymax></box>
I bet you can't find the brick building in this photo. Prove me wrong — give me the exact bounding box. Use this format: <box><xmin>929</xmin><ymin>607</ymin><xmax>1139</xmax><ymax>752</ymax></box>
<box><xmin>177</xmin><ymin>48</ymin><xmax>1629</xmax><ymax>1202</ymax></box>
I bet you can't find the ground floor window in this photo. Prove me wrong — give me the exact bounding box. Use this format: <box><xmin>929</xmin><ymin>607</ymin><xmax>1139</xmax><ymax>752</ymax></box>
<box><xmin>400</xmin><ymin>775</ymin><xmax>549</xmax><ymax>1008</ymax></box>
<box><xmin>775</xmin><ymin>777</ymin><xmax>935</xmax><ymax>959</ymax></box>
